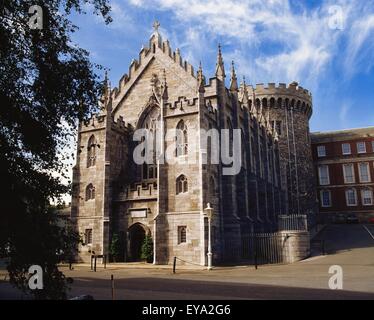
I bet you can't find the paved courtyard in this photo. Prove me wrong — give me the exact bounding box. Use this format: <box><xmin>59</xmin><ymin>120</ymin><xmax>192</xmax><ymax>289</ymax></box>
<box><xmin>1</xmin><ymin>224</ymin><xmax>374</xmax><ymax>299</ymax></box>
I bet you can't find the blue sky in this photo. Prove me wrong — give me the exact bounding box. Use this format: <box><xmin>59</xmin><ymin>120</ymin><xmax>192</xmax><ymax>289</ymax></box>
<box><xmin>69</xmin><ymin>0</ymin><xmax>374</xmax><ymax>132</ymax></box>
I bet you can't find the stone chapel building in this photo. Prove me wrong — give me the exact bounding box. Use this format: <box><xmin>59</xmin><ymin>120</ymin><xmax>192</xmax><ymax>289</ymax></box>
<box><xmin>71</xmin><ymin>23</ymin><xmax>317</xmax><ymax>265</ymax></box>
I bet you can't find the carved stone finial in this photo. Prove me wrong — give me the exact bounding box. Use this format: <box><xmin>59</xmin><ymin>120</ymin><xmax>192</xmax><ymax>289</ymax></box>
<box><xmin>242</xmin><ymin>77</ymin><xmax>249</xmax><ymax>105</ymax></box>
<box><xmin>215</xmin><ymin>43</ymin><xmax>225</xmax><ymax>80</ymax></box>
<box><xmin>197</xmin><ymin>62</ymin><xmax>205</xmax><ymax>94</ymax></box>
<box><xmin>230</xmin><ymin>60</ymin><xmax>238</xmax><ymax>92</ymax></box>
<box><xmin>161</xmin><ymin>69</ymin><xmax>168</xmax><ymax>99</ymax></box>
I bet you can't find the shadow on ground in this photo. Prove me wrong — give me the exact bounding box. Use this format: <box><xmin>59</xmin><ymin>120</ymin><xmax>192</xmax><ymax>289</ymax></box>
<box><xmin>67</xmin><ymin>277</ymin><xmax>374</xmax><ymax>300</ymax></box>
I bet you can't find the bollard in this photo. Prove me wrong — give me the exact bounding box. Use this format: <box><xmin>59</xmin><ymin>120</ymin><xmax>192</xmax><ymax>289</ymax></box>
<box><xmin>254</xmin><ymin>238</ymin><xmax>258</xmax><ymax>270</ymax></box>
<box><xmin>254</xmin><ymin>249</ymin><xmax>258</xmax><ymax>270</ymax></box>
<box><xmin>111</xmin><ymin>274</ymin><xmax>115</xmax><ymax>300</ymax></box>
<box><xmin>173</xmin><ymin>257</ymin><xmax>177</xmax><ymax>274</ymax></box>
<box><xmin>90</xmin><ymin>255</ymin><xmax>93</xmax><ymax>271</ymax></box>
<box><xmin>94</xmin><ymin>256</ymin><xmax>97</xmax><ymax>272</ymax></box>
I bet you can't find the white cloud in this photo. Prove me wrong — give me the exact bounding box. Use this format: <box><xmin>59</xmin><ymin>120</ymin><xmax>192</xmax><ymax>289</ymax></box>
<box><xmin>345</xmin><ymin>15</ymin><xmax>374</xmax><ymax>76</ymax></box>
<box><xmin>127</xmin><ymin>0</ymin><xmax>374</xmax><ymax>85</ymax></box>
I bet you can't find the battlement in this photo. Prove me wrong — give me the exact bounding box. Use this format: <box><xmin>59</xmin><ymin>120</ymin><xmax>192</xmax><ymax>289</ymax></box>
<box><xmin>160</xmin><ymin>39</ymin><xmax>195</xmax><ymax>78</ymax></box>
<box><xmin>246</xmin><ymin>82</ymin><xmax>312</xmax><ymax>104</ymax></box>
<box><xmin>168</xmin><ymin>96</ymin><xmax>198</xmax><ymax>110</ymax></box>
<box><xmin>109</xmin><ymin>27</ymin><xmax>196</xmax><ymax>107</ymax></box>
<box><xmin>110</xmin><ymin>47</ymin><xmax>153</xmax><ymax>101</ymax></box>
<box><xmin>81</xmin><ymin>113</ymin><xmax>131</xmax><ymax>132</ymax></box>
<box><xmin>116</xmin><ymin>181</ymin><xmax>158</xmax><ymax>201</ymax></box>
<box><xmin>81</xmin><ymin>113</ymin><xmax>107</xmax><ymax>130</ymax></box>
<box><xmin>112</xmin><ymin>115</ymin><xmax>132</xmax><ymax>132</ymax></box>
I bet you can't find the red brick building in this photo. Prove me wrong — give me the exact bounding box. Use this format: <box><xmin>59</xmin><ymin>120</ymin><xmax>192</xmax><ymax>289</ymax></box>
<box><xmin>311</xmin><ymin>127</ymin><xmax>374</xmax><ymax>222</ymax></box>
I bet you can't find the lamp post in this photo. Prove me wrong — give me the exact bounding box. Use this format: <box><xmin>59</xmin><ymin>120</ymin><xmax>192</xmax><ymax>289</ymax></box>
<box><xmin>204</xmin><ymin>203</ymin><xmax>213</xmax><ymax>270</ymax></box>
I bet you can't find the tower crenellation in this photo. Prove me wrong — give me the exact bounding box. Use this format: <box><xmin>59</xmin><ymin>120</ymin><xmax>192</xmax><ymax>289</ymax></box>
<box><xmin>244</xmin><ymin>82</ymin><xmax>313</xmax><ymax>120</ymax></box>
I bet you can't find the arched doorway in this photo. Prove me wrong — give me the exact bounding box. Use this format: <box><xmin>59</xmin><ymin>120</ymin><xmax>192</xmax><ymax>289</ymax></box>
<box><xmin>129</xmin><ymin>224</ymin><xmax>146</xmax><ymax>261</ymax></box>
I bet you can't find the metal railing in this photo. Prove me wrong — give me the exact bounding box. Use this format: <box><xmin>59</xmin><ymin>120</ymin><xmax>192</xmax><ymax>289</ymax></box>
<box><xmin>278</xmin><ymin>214</ymin><xmax>308</xmax><ymax>231</ymax></box>
<box><xmin>251</xmin><ymin>233</ymin><xmax>284</xmax><ymax>265</ymax></box>
<box><xmin>227</xmin><ymin>233</ymin><xmax>286</xmax><ymax>266</ymax></box>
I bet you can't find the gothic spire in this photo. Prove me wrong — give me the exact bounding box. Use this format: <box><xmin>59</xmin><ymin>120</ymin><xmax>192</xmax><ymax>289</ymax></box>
<box><xmin>103</xmin><ymin>70</ymin><xmax>111</xmax><ymax>107</ymax></box>
<box><xmin>215</xmin><ymin>44</ymin><xmax>225</xmax><ymax>80</ymax></box>
<box><xmin>242</xmin><ymin>76</ymin><xmax>249</xmax><ymax>104</ymax></box>
<box><xmin>197</xmin><ymin>62</ymin><xmax>205</xmax><ymax>93</ymax></box>
<box><xmin>230</xmin><ymin>61</ymin><xmax>238</xmax><ymax>92</ymax></box>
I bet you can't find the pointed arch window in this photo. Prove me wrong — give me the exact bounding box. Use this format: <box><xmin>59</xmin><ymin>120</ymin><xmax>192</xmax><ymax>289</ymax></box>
<box><xmin>227</xmin><ymin>119</ymin><xmax>233</xmax><ymax>156</ymax></box>
<box><xmin>117</xmin><ymin>137</ymin><xmax>125</xmax><ymax>161</ymax></box>
<box><xmin>140</xmin><ymin>106</ymin><xmax>159</xmax><ymax>181</ymax></box>
<box><xmin>85</xmin><ymin>184</ymin><xmax>95</xmax><ymax>201</ymax></box>
<box><xmin>209</xmin><ymin>176</ymin><xmax>216</xmax><ymax>199</ymax></box>
<box><xmin>84</xmin><ymin>229</ymin><xmax>93</xmax><ymax>245</ymax></box>
<box><xmin>178</xmin><ymin>226</ymin><xmax>187</xmax><ymax>244</ymax></box>
<box><xmin>87</xmin><ymin>135</ymin><xmax>97</xmax><ymax>168</ymax></box>
<box><xmin>250</xmin><ymin>136</ymin><xmax>256</xmax><ymax>174</ymax></box>
<box><xmin>176</xmin><ymin>175</ymin><xmax>188</xmax><ymax>194</ymax></box>
<box><xmin>176</xmin><ymin>120</ymin><xmax>188</xmax><ymax>156</ymax></box>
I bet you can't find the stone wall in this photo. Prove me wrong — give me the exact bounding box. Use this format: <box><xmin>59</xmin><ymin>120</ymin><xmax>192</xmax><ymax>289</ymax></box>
<box><xmin>279</xmin><ymin>230</ymin><xmax>310</xmax><ymax>264</ymax></box>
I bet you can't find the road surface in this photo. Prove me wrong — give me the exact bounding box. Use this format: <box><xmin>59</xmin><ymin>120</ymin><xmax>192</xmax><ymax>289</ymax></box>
<box><xmin>1</xmin><ymin>224</ymin><xmax>374</xmax><ymax>300</ymax></box>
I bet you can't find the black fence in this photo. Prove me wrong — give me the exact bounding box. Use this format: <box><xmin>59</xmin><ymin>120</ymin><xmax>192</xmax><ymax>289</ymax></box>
<box><xmin>251</xmin><ymin>233</ymin><xmax>284</xmax><ymax>265</ymax></box>
<box><xmin>278</xmin><ymin>214</ymin><xmax>308</xmax><ymax>231</ymax></box>
<box><xmin>236</xmin><ymin>233</ymin><xmax>285</xmax><ymax>265</ymax></box>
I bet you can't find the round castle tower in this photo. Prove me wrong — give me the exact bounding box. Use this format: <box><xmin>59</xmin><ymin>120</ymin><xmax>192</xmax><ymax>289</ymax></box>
<box><xmin>246</xmin><ymin>82</ymin><xmax>317</xmax><ymax>222</ymax></box>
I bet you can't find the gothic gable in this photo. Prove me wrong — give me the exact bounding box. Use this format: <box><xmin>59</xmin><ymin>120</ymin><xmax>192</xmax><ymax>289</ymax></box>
<box><xmin>111</xmin><ymin>31</ymin><xmax>197</xmax><ymax>126</ymax></box>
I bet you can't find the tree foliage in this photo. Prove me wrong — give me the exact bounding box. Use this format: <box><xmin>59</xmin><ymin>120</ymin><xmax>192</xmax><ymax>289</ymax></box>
<box><xmin>109</xmin><ymin>233</ymin><xmax>123</xmax><ymax>262</ymax></box>
<box><xmin>141</xmin><ymin>235</ymin><xmax>153</xmax><ymax>263</ymax></box>
<box><xmin>0</xmin><ymin>0</ymin><xmax>111</xmax><ymax>299</ymax></box>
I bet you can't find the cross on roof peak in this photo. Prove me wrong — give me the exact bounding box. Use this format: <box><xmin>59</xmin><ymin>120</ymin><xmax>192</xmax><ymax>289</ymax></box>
<box><xmin>153</xmin><ymin>20</ymin><xmax>160</xmax><ymax>33</ymax></box>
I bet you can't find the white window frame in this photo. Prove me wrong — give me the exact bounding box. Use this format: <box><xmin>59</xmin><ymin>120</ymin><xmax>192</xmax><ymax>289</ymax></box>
<box><xmin>361</xmin><ymin>189</ymin><xmax>373</xmax><ymax>206</ymax></box>
<box><xmin>357</xmin><ymin>142</ymin><xmax>366</xmax><ymax>154</ymax></box>
<box><xmin>345</xmin><ymin>188</ymin><xmax>358</xmax><ymax>207</ymax></box>
<box><xmin>359</xmin><ymin>162</ymin><xmax>371</xmax><ymax>183</ymax></box>
<box><xmin>317</xmin><ymin>145</ymin><xmax>326</xmax><ymax>157</ymax></box>
<box><xmin>343</xmin><ymin>164</ymin><xmax>355</xmax><ymax>184</ymax></box>
<box><xmin>318</xmin><ymin>165</ymin><xmax>330</xmax><ymax>185</ymax></box>
<box><xmin>320</xmin><ymin>190</ymin><xmax>332</xmax><ymax>208</ymax></box>
<box><xmin>342</xmin><ymin>143</ymin><xmax>351</xmax><ymax>155</ymax></box>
